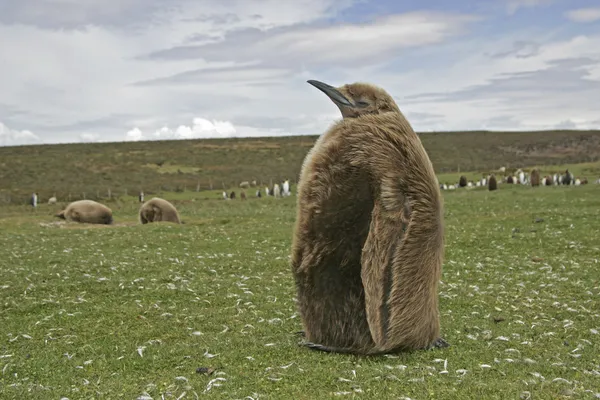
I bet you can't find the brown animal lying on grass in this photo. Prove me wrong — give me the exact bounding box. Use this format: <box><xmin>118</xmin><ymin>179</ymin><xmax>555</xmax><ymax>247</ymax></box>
<box><xmin>55</xmin><ymin>200</ymin><xmax>113</xmax><ymax>224</ymax></box>
<box><xmin>139</xmin><ymin>197</ymin><xmax>181</xmax><ymax>224</ymax></box>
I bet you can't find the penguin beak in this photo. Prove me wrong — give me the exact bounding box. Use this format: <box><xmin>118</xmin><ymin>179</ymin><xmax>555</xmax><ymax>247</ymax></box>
<box><xmin>307</xmin><ymin>80</ymin><xmax>353</xmax><ymax>107</ymax></box>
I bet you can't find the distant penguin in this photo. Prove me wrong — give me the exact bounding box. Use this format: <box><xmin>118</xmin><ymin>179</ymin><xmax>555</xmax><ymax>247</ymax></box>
<box><xmin>488</xmin><ymin>175</ymin><xmax>498</xmax><ymax>191</ymax></box>
<box><xmin>30</xmin><ymin>192</ymin><xmax>38</xmax><ymax>207</ymax></box>
<box><xmin>530</xmin><ymin>168</ymin><xmax>540</xmax><ymax>187</ymax></box>
<box><xmin>283</xmin><ymin>179</ymin><xmax>291</xmax><ymax>196</ymax></box>
<box><xmin>564</xmin><ymin>170</ymin><xmax>574</xmax><ymax>185</ymax></box>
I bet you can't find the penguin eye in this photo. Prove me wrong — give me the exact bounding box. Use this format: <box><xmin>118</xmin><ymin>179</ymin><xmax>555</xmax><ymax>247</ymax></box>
<box><xmin>355</xmin><ymin>100</ymin><xmax>369</xmax><ymax>108</ymax></box>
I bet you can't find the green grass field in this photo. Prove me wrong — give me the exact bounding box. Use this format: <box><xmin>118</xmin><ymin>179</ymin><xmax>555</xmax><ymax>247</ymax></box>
<box><xmin>2</xmin><ymin>129</ymin><xmax>600</xmax><ymax>204</ymax></box>
<box><xmin>1</xmin><ymin>180</ymin><xmax>599</xmax><ymax>399</ymax></box>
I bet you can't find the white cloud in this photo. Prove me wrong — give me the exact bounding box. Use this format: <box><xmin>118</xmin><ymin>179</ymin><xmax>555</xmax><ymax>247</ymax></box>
<box><xmin>0</xmin><ymin>0</ymin><xmax>370</xmax><ymax>145</ymax></box>
<box><xmin>366</xmin><ymin>33</ymin><xmax>600</xmax><ymax>132</ymax></box>
<box><xmin>0</xmin><ymin>3</ymin><xmax>481</xmax><ymax>146</ymax></box>
<box><xmin>126</xmin><ymin>117</ymin><xmax>249</xmax><ymax>142</ymax></box>
<box><xmin>0</xmin><ymin>121</ymin><xmax>41</xmax><ymax>146</ymax></box>
<box><xmin>154</xmin><ymin>118</ymin><xmax>236</xmax><ymax>139</ymax></box>
<box><xmin>121</xmin><ymin>116</ymin><xmax>300</xmax><ymax>142</ymax></box>
<box><xmin>79</xmin><ymin>132</ymin><xmax>100</xmax><ymax>142</ymax></box>
<box><xmin>144</xmin><ymin>11</ymin><xmax>480</xmax><ymax>66</ymax></box>
<box><xmin>1</xmin><ymin>0</ymin><xmax>360</xmax><ymax>32</ymax></box>
<box><xmin>1</xmin><ymin>0</ymin><xmax>599</xmax><ymax>146</ymax></box>
<box><xmin>565</xmin><ymin>7</ymin><xmax>600</xmax><ymax>23</ymax></box>
<box><xmin>125</xmin><ymin>127</ymin><xmax>144</xmax><ymax>141</ymax></box>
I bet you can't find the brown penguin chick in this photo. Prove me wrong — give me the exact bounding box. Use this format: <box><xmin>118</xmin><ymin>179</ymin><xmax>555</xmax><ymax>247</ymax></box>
<box><xmin>290</xmin><ymin>80</ymin><xmax>448</xmax><ymax>356</ymax></box>
<box><xmin>530</xmin><ymin>168</ymin><xmax>540</xmax><ymax>187</ymax></box>
<box><xmin>488</xmin><ymin>175</ymin><xmax>498</xmax><ymax>191</ymax></box>
<box><xmin>55</xmin><ymin>199</ymin><xmax>113</xmax><ymax>224</ymax></box>
<box><xmin>458</xmin><ymin>175</ymin><xmax>467</xmax><ymax>187</ymax></box>
<box><xmin>139</xmin><ymin>197</ymin><xmax>181</xmax><ymax>224</ymax></box>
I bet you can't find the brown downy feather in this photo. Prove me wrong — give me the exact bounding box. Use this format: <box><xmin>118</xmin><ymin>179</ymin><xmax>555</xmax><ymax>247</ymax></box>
<box><xmin>55</xmin><ymin>199</ymin><xmax>113</xmax><ymax>224</ymax></box>
<box><xmin>530</xmin><ymin>168</ymin><xmax>540</xmax><ymax>186</ymax></box>
<box><xmin>291</xmin><ymin>80</ymin><xmax>448</xmax><ymax>356</ymax></box>
<box><xmin>139</xmin><ymin>197</ymin><xmax>181</xmax><ymax>224</ymax></box>
<box><xmin>488</xmin><ymin>175</ymin><xmax>498</xmax><ymax>191</ymax></box>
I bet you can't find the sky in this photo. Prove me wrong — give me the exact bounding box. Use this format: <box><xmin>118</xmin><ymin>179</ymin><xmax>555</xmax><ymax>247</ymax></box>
<box><xmin>1</xmin><ymin>0</ymin><xmax>599</xmax><ymax>147</ymax></box>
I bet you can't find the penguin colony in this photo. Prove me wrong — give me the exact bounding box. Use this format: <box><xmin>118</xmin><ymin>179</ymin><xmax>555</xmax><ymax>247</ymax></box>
<box><xmin>438</xmin><ymin>167</ymin><xmax>592</xmax><ymax>192</ymax></box>
<box><xmin>23</xmin><ymin>79</ymin><xmax>597</xmax><ymax>360</ymax></box>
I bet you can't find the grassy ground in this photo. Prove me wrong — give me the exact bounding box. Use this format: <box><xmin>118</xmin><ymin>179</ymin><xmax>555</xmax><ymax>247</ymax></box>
<box><xmin>0</xmin><ymin>181</ymin><xmax>599</xmax><ymax>399</ymax></box>
<box><xmin>2</xmin><ymin>129</ymin><xmax>600</xmax><ymax>203</ymax></box>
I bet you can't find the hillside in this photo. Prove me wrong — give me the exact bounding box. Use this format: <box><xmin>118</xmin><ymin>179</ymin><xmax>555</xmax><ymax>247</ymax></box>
<box><xmin>2</xmin><ymin>129</ymin><xmax>600</xmax><ymax>203</ymax></box>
